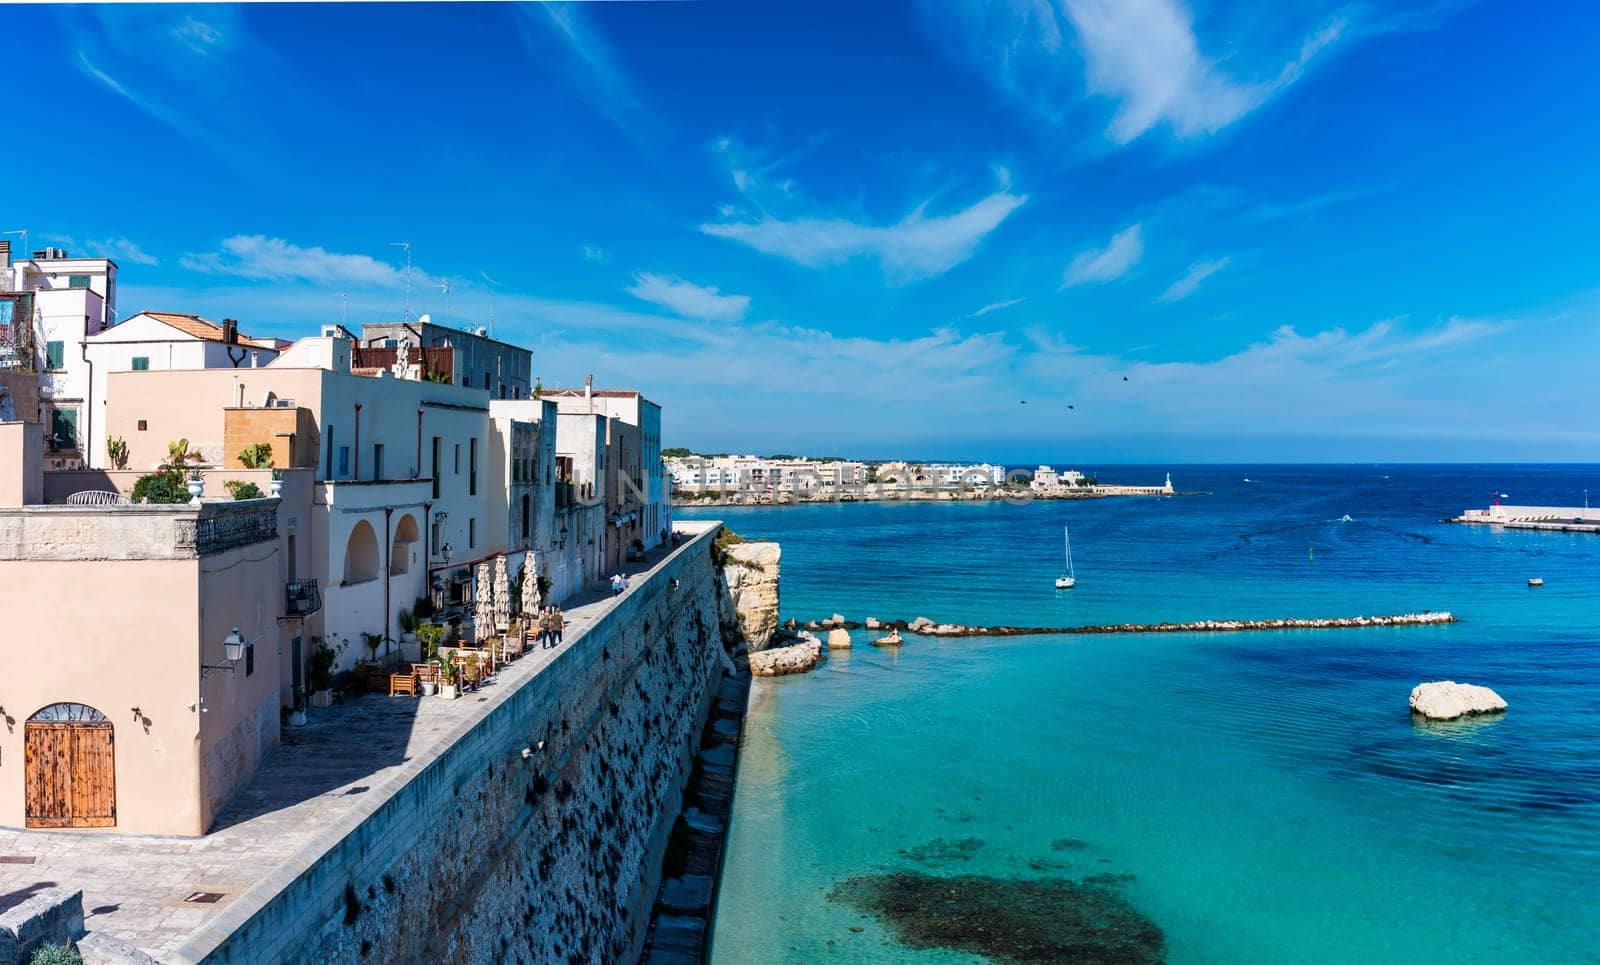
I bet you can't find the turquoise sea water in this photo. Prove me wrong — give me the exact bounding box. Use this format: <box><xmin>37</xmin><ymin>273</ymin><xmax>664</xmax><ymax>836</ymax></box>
<box><xmin>684</xmin><ymin>466</ymin><xmax>1600</xmax><ymax>964</ymax></box>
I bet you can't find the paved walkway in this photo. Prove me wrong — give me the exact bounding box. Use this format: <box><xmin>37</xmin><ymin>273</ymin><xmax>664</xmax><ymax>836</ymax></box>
<box><xmin>0</xmin><ymin>524</ymin><xmax>716</xmax><ymax>959</ymax></box>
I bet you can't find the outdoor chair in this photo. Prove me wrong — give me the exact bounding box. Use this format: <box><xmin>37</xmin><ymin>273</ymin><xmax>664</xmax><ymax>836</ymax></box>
<box><xmin>388</xmin><ymin>672</ymin><xmax>418</xmax><ymax>697</ymax></box>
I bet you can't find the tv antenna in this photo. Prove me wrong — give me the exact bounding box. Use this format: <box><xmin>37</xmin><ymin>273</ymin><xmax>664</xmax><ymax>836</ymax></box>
<box><xmin>389</xmin><ymin>242</ymin><xmax>413</xmax><ymax>322</ymax></box>
<box><xmin>3</xmin><ymin>229</ymin><xmax>27</xmax><ymax>259</ymax></box>
<box><xmin>441</xmin><ymin>279</ymin><xmax>452</xmax><ymax>328</ymax></box>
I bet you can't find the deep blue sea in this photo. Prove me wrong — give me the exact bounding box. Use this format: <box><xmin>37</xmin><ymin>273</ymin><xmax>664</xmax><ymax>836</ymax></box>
<box><xmin>682</xmin><ymin>465</ymin><xmax>1600</xmax><ymax>964</ymax></box>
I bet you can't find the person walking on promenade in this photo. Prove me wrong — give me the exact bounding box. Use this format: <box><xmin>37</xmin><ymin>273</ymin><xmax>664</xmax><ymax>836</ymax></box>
<box><xmin>538</xmin><ymin>607</ymin><xmax>553</xmax><ymax>649</ymax></box>
<box><xmin>552</xmin><ymin>607</ymin><xmax>566</xmax><ymax>647</ymax></box>
<box><xmin>610</xmin><ymin>574</ymin><xmax>624</xmax><ymax>596</ymax></box>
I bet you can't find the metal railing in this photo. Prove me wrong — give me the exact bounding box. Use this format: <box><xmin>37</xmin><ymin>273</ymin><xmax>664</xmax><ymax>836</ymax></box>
<box><xmin>285</xmin><ymin>579</ymin><xmax>322</xmax><ymax>618</ymax></box>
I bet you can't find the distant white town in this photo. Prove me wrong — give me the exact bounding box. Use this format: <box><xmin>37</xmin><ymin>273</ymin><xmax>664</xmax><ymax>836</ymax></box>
<box><xmin>668</xmin><ymin>453</ymin><xmax>1174</xmax><ymax>504</ymax></box>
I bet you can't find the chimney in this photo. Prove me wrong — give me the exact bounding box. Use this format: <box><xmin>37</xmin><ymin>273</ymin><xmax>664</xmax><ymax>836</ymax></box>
<box><xmin>584</xmin><ymin>373</ymin><xmax>593</xmax><ymax>403</ymax></box>
<box><xmin>222</xmin><ymin>318</ymin><xmax>238</xmax><ymax>344</ymax></box>
<box><xmin>0</xmin><ymin>239</ymin><xmax>9</xmax><ymax>270</ymax></box>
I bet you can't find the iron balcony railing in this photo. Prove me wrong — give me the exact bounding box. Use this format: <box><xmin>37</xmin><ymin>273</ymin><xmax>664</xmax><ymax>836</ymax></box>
<box><xmin>285</xmin><ymin>579</ymin><xmax>323</xmax><ymax>618</ymax></box>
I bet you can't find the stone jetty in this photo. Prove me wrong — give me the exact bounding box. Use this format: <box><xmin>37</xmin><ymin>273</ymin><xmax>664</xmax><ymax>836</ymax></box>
<box><xmin>748</xmin><ymin>632</ymin><xmax>823</xmax><ymax>676</ymax></box>
<box><xmin>798</xmin><ymin>611</ymin><xmax>1456</xmax><ymax>638</ymax></box>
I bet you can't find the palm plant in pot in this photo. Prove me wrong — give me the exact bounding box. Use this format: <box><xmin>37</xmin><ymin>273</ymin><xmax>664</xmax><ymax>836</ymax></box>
<box><xmin>360</xmin><ymin>631</ymin><xmax>386</xmax><ymax>665</ymax></box>
<box><xmin>398</xmin><ymin>607</ymin><xmax>421</xmax><ymax>662</ymax></box>
<box><xmin>416</xmin><ymin>623</ymin><xmax>447</xmax><ymax>696</ymax></box>
<box><xmin>435</xmin><ymin>648</ymin><xmax>460</xmax><ymax>700</ymax></box>
<box><xmin>308</xmin><ymin>636</ymin><xmax>345</xmax><ymax>708</ymax></box>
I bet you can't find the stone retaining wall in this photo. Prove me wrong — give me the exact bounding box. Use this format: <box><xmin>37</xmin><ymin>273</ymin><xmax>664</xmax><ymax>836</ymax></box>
<box><xmin>170</xmin><ymin>527</ymin><xmax>728</xmax><ymax>964</ymax></box>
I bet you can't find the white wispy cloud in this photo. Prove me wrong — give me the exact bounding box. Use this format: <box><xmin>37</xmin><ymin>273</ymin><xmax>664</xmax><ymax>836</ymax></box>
<box><xmin>515</xmin><ymin>4</ymin><xmax>649</xmax><ymax>139</ymax></box>
<box><xmin>1064</xmin><ymin>0</ymin><xmax>1345</xmax><ymax>143</ymax></box>
<box><xmin>972</xmin><ymin>297</ymin><xmax>1025</xmax><ymax>317</ymax></box>
<box><xmin>1158</xmin><ymin>256</ymin><xmax>1230</xmax><ymax>302</ymax></box>
<box><xmin>180</xmin><ymin>236</ymin><xmax>425</xmax><ymax>289</ymax></box>
<box><xmin>627</xmin><ymin>273</ymin><xmax>751</xmax><ymax>323</ymax></box>
<box><xmin>92</xmin><ymin>237</ymin><xmax>159</xmax><ymax>266</ymax></box>
<box><xmin>918</xmin><ymin>0</ymin><xmax>1355</xmax><ymax>144</ymax></box>
<box><xmin>124</xmin><ymin>242</ymin><xmax>1577</xmax><ymax>458</ymax></box>
<box><xmin>1062</xmin><ymin>224</ymin><xmax>1143</xmax><ymax>287</ymax></box>
<box><xmin>580</xmin><ymin>245</ymin><xmax>607</xmax><ymax>262</ymax></box>
<box><xmin>703</xmin><ymin>189</ymin><xmax>1028</xmax><ymax>282</ymax></box>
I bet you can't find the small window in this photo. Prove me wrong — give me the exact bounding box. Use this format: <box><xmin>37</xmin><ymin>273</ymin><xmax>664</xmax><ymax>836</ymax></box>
<box><xmin>68</xmin><ymin>274</ymin><xmax>91</xmax><ymax>289</ymax></box>
<box><xmin>245</xmin><ymin>644</ymin><xmax>255</xmax><ymax>676</ymax></box>
<box><xmin>469</xmin><ymin>438</ymin><xmax>478</xmax><ymax>495</ymax></box>
<box><xmin>137</xmin><ymin>419</ymin><xmax>148</xmax><ymax>431</ymax></box>
<box><xmin>131</xmin><ymin>356</ymin><xmax>150</xmax><ymax>371</ymax></box>
<box><xmin>483</xmin><ymin>372</ymin><xmax>491</xmax><ymax>390</ymax></box>
<box><xmin>373</xmin><ymin>443</ymin><xmax>384</xmax><ymax>481</ymax></box>
<box><xmin>469</xmin><ymin>518</ymin><xmax>477</xmax><ymax>548</ymax></box>
<box><xmin>338</xmin><ymin>446</ymin><xmax>350</xmax><ymax>477</ymax></box>
<box><xmin>454</xmin><ymin>444</ymin><xmax>460</xmax><ymax>474</ymax></box>
<box><xmin>45</xmin><ymin>340</ymin><xmax>64</xmax><ymax>370</ymax></box>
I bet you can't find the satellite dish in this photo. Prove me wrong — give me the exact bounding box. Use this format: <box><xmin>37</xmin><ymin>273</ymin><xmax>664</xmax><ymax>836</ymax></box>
<box><xmin>417</xmin><ymin>313</ymin><xmax>431</xmax><ymax>325</ymax></box>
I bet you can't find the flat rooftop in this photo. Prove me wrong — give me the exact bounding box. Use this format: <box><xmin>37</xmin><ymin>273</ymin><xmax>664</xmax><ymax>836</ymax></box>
<box><xmin>0</xmin><ymin>522</ymin><xmax>719</xmax><ymax>959</ymax></box>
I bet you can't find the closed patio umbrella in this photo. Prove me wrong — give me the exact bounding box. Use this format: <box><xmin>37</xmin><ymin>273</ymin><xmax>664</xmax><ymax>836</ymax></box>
<box><xmin>493</xmin><ymin>555</ymin><xmax>512</xmax><ymax>629</ymax></box>
<box><xmin>475</xmin><ymin>562</ymin><xmax>494</xmax><ymax>643</ymax></box>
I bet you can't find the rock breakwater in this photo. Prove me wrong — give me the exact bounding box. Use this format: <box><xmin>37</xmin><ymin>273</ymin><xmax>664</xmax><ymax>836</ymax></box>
<box><xmin>798</xmin><ymin>611</ymin><xmax>1456</xmax><ymax>638</ymax></box>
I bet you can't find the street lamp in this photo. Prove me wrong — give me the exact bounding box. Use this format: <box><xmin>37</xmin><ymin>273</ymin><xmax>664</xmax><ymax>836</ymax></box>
<box><xmin>202</xmin><ymin>627</ymin><xmax>249</xmax><ymax>678</ymax></box>
<box><xmin>441</xmin><ymin>541</ymin><xmax>454</xmax><ymax>564</ymax></box>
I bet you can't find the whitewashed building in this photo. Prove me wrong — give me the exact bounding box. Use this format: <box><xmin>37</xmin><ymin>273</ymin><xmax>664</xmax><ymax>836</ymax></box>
<box><xmin>85</xmin><ymin>311</ymin><xmax>282</xmax><ymax>468</ymax></box>
<box><xmin>0</xmin><ymin>244</ymin><xmax>117</xmax><ymax>466</ymax></box>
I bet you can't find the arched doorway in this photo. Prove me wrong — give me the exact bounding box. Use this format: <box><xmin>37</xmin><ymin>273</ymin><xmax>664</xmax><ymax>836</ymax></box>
<box><xmin>25</xmin><ymin>703</ymin><xmax>115</xmax><ymax>828</ymax></box>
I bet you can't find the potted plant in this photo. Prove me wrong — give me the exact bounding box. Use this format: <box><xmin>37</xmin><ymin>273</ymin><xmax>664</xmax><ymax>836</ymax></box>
<box><xmin>436</xmin><ymin>649</ymin><xmax>460</xmax><ymax>700</ymax></box>
<box><xmin>186</xmin><ymin>469</ymin><xmax>205</xmax><ymax>503</ymax></box>
<box><xmin>398</xmin><ymin>607</ymin><xmax>420</xmax><ymax>662</ymax></box>
<box><xmin>287</xmin><ymin>686</ymin><xmax>308</xmax><ymax>727</ymax></box>
<box><xmin>308</xmin><ymin>635</ymin><xmax>345</xmax><ymax>708</ymax></box>
<box><xmin>269</xmin><ymin>468</ymin><xmax>284</xmax><ymax>498</ymax></box>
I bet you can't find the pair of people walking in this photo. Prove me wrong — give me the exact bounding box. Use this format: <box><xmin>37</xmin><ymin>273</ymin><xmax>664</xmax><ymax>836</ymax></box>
<box><xmin>535</xmin><ymin>606</ymin><xmax>565</xmax><ymax>650</ymax></box>
<box><xmin>610</xmin><ymin>573</ymin><xmax>631</xmax><ymax>596</ymax></box>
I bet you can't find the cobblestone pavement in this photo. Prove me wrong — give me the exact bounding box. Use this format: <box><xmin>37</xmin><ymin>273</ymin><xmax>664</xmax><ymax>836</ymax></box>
<box><xmin>0</xmin><ymin>526</ymin><xmax>712</xmax><ymax>959</ymax></box>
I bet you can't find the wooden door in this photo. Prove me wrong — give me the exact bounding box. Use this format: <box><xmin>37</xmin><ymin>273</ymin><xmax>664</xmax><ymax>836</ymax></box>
<box><xmin>25</xmin><ymin>721</ymin><xmax>115</xmax><ymax>828</ymax></box>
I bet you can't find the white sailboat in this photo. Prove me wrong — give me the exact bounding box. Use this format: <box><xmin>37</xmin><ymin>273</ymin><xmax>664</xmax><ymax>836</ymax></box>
<box><xmin>1055</xmin><ymin>526</ymin><xmax>1076</xmax><ymax>589</ymax></box>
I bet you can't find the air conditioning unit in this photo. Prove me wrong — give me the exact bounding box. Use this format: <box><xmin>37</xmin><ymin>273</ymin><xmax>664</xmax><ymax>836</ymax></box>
<box><xmin>271</xmin><ymin>398</ymin><xmax>296</xmax><ymax>408</ymax></box>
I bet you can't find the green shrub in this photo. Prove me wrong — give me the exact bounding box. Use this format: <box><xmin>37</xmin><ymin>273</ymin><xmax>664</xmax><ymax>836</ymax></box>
<box><xmin>237</xmin><ymin>442</ymin><xmax>274</xmax><ymax>469</ymax></box>
<box><xmin>225</xmin><ymin>480</ymin><xmax>265</xmax><ymax>500</ymax></box>
<box><xmin>27</xmin><ymin>944</ymin><xmax>83</xmax><ymax>965</ymax></box>
<box><xmin>132</xmin><ymin>467</ymin><xmax>189</xmax><ymax>504</ymax></box>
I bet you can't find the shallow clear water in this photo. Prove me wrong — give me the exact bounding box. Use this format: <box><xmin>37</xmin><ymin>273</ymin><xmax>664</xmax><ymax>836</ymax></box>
<box><xmin>686</xmin><ymin>465</ymin><xmax>1600</xmax><ymax>964</ymax></box>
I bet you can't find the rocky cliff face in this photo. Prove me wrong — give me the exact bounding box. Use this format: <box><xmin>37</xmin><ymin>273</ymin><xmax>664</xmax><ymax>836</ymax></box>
<box><xmin>717</xmin><ymin>541</ymin><xmax>780</xmax><ymax>650</ymax></box>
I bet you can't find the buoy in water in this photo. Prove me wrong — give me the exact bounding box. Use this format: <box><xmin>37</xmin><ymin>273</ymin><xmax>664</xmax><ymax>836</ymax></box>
<box><xmin>1528</xmin><ymin>577</ymin><xmax>1544</xmax><ymax>587</ymax></box>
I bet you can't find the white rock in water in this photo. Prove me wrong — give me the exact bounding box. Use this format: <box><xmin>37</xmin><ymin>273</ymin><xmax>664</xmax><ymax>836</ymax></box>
<box><xmin>829</xmin><ymin>613</ymin><xmax>847</xmax><ymax>626</ymax></box>
<box><xmin>1410</xmin><ymin>681</ymin><xmax>1507</xmax><ymax>720</ymax></box>
<box><xmin>827</xmin><ymin>628</ymin><xmax>852</xmax><ymax>650</ymax></box>
<box><xmin>865</xmin><ymin>617</ymin><xmax>882</xmax><ymax>630</ymax></box>
<box><xmin>909</xmin><ymin>616</ymin><xmax>935</xmax><ymax>631</ymax></box>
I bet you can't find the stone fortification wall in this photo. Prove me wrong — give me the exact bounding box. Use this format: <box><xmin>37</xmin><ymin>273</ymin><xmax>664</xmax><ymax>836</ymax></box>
<box><xmin>172</xmin><ymin>527</ymin><xmax>730</xmax><ymax>964</ymax></box>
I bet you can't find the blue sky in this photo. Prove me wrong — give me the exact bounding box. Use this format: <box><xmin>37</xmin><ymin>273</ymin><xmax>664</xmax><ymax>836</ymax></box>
<box><xmin>8</xmin><ymin>0</ymin><xmax>1599</xmax><ymax>462</ymax></box>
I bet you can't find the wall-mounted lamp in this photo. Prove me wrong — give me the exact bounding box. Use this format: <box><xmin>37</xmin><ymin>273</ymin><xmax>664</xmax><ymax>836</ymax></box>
<box><xmin>201</xmin><ymin>627</ymin><xmax>250</xmax><ymax>678</ymax></box>
<box><xmin>440</xmin><ymin>541</ymin><xmax>454</xmax><ymax>564</ymax></box>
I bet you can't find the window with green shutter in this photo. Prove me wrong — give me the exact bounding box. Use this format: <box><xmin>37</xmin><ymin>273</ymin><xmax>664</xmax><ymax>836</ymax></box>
<box><xmin>45</xmin><ymin>340</ymin><xmax>65</xmax><ymax>370</ymax></box>
<box><xmin>131</xmin><ymin>356</ymin><xmax>150</xmax><ymax>371</ymax></box>
<box><xmin>68</xmin><ymin>275</ymin><xmax>92</xmax><ymax>289</ymax></box>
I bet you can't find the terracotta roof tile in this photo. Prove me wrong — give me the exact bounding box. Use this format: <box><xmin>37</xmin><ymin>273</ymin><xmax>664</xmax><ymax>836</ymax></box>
<box><xmin>136</xmin><ymin>311</ymin><xmax>279</xmax><ymax>350</ymax></box>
